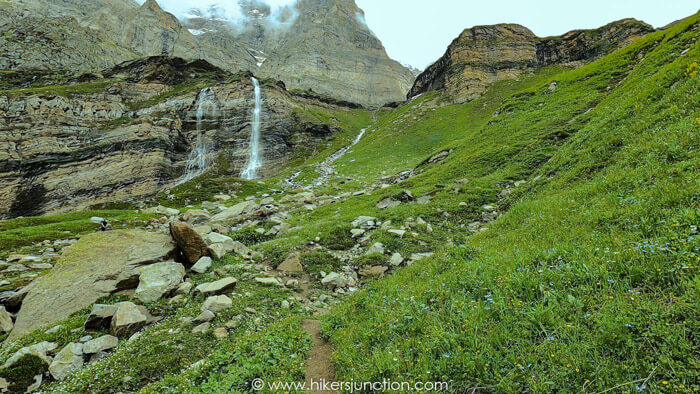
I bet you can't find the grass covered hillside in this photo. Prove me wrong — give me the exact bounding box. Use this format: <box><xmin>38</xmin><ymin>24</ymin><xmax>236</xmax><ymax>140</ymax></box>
<box><xmin>0</xmin><ymin>10</ymin><xmax>697</xmax><ymax>394</ymax></box>
<box><xmin>320</xmin><ymin>13</ymin><xmax>700</xmax><ymax>392</ymax></box>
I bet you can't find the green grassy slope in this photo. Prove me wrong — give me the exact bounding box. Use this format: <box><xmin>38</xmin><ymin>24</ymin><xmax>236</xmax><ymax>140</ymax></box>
<box><xmin>322</xmin><ymin>13</ymin><xmax>699</xmax><ymax>392</ymax></box>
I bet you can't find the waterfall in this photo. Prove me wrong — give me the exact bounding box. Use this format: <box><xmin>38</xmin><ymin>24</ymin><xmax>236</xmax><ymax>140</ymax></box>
<box><xmin>241</xmin><ymin>77</ymin><xmax>263</xmax><ymax>180</ymax></box>
<box><xmin>183</xmin><ymin>87</ymin><xmax>217</xmax><ymax>182</ymax></box>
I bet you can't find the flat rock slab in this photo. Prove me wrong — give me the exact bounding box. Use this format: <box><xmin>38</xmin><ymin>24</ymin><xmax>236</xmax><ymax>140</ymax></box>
<box><xmin>8</xmin><ymin>230</ymin><xmax>176</xmax><ymax>341</ymax></box>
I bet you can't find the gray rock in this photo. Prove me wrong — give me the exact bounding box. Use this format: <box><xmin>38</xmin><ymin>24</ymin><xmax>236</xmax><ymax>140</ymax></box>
<box><xmin>232</xmin><ymin>242</ymin><xmax>259</xmax><ymax>260</ymax></box>
<box><xmin>195</xmin><ymin>277</ymin><xmax>238</xmax><ymax>295</ymax></box>
<box><xmin>376</xmin><ymin>198</ymin><xmax>401</xmax><ymax>210</ymax></box>
<box><xmin>0</xmin><ymin>306</ymin><xmax>13</xmax><ymax>333</ymax></box>
<box><xmin>390</xmin><ymin>253</ymin><xmax>404</xmax><ymax>266</ymax></box>
<box><xmin>49</xmin><ymin>343</ymin><xmax>84</xmax><ymax>381</ymax></box>
<box><xmin>192</xmin><ymin>322</ymin><xmax>211</xmax><ymax>334</ymax></box>
<box><xmin>350</xmin><ymin>229</ymin><xmax>365</xmax><ymax>238</ymax></box>
<box><xmin>110</xmin><ymin>302</ymin><xmax>148</xmax><ymax>338</ymax></box>
<box><xmin>255</xmin><ymin>277</ymin><xmax>283</xmax><ymax>287</ymax></box>
<box><xmin>408</xmin><ymin>253</ymin><xmax>435</xmax><ymax>265</ymax></box>
<box><xmin>181</xmin><ymin>209</ymin><xmax>211</xmax><ymax>225</ymax></box>
<box><xmin>191</xmin><ymin>257</ymin><xmax>213</xmax><ymax>274</ymax></box>
<box><xmin>194</xmin><ymin>310</ymin><xmax>215</xmax><ymax>323</ymax></box>
<box><xmin>201</xmin><ymin>295</ymin><xmax>232</xmax><ymax>313</ymax></box>
<box><xmin>352</xmin><ymin>216</ymin><xmax>377</xmax><ymax>227</ymax></box>
<box><xmin>366</xmin><ymin>242</ymin><xmax>385</xmax><ymax>255</ymax></box>
<box><xmin>359</xmin><ymin>266</ymin><xmax>388</xmax><ymax>278</ymax></box>
<box><xmin>3</xmin><ymin>342</ymin><xmax>57</xmax><ymax>368</ymax></box>
<box><xmin>135</xmin><ymin>262</ymin><xmax>186</xmax><ymax>303</ymax></box>
<box><xmin>175</xmin><ymin>281</ymin><xmax>194</xmax><ymax>295</ymax></box>
<box><xmin>388</xmin><ymin>229</ymin><xmax>406</xmax><ymax>237</ymax></box>
<box><xmin>210</xmin><ymin>201</ymin><xmax>256</xmax><ymax>223</ymax></box>
<box><xmin>83</xmin><ymin>335</ymin><xmax>119</xmax><ymax>354</ymax></box>
<box><xmin>84</xmin><ymin>304</ymin><xmax>117</xmax><ymax>330</ymax></box>
<box><xmin>8</xmin><ymin>230</ymin><xmax>176</xmax><ymax>341</ymax></box>
<box><xmin>277</xmin><ymin>253</ymin><xmax>303</xmax><ymax>273</ymax></box>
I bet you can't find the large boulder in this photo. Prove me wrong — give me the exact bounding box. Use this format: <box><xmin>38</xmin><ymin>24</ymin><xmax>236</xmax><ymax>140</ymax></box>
<box><xmin>7</xmin><ymin>230</ymin><xmax>176</xmax><ymax>341</ymax></box>
<box><xmin>48</xmin><ymin>343</ymin><xmax>84</xmax><ymax>381</ymax></box>
<box><xmin>170</xmin><ymin>220</ymin><xmax>210</xmax><ymax>264</ymax></box>
<box><xmin>110</xmin><ymin>302</ymin><xmax>148</xmax><ymax>338</ymax></box>
<box><xmin>134</xmin><ymin>262</ymin><xmax>186</xmax><ymax>303</ymax></box>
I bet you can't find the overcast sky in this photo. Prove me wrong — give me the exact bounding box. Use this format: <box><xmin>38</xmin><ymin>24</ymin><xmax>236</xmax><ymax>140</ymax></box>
<box><xmin>144</xmin><ymin>0</ymin><xmax>699</xmax><ymax>69</ymax></box>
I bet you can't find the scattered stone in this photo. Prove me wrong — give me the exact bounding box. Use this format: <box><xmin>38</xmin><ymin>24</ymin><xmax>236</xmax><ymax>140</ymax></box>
<box><xmin>90</xmin><ymin>217</ymin><xmax>106</xmax><ymax>224</ymax></box>
<box><xmin>244</xmin><ymin>307</ymin><xmax>257</xmax><ymax>314</ymax></box>
<box><xmin>366</xmin><ymin>242</ymin><xmax>385</xmax><ymax>255</ymax></box>
<box><xmin>210</xmin><ymin>201</ymin><xmax>256</xmax><ymax>223</ymax></box>
<box><xmin>194</xmin><ymin>310</ymin><xmax>216</xmax><ymax>323</ymax></box>
<box><xmin>390</xmin><ymin>253</ymin><xmax>403</xmax><ymax>266</ymax></box>
<box><xmin>143</xmin><ymin>205</ymin><xmax>180</xmax><ymax>216</ymax></box>
<box><xmin>213</xmin><ymin>327</ymin><xmax>228</xmax><ymax>339</ymax></box>
<box><xmin>46</xmin><ymin>325</ymin><xmax>63</xmax><ymax>334</ymax></box>
<box><xmin>79</xmin><ymin>335</ymin><xmax>93</xmax><ymax>343</ymax></box>
<box><xmin>232</xmin><ymin>242</ymin><xmax>259</xmax><ymax>260</ymax></box>
<box><xmin>201</xmin><ymin>295</ymin><xmax>232</xmax><ymax>313</ymax></box>
<box><xmin>29</xmin><ymin>262</ymin><xmax>53</xmax><ymax>270</ymax></box>
<box><xmin>49</xmin><ymin>343</ymin><xmax>84</xmax><ymax>381</ymax></box>
<box><xmin>170</xmin><ymin>220</ymin><xmax>210</xmax><ymax>264</ymax></box>
<box><xmin>255</xmin><ymin>277</ymin><xmax>283</xmax><ymax>287</ymax></box>
<box><xmin>376</xmin><ymin>198</ymin><xmax>400</xmax><ymax>209</ymax></box>
<box><xmin>3</xmin><ymin>264</ymin><xmax>28</xmax><ymax>273</ymax></box>
<box><xmin>352</xmin><ymin>216</ymin><xmax>377</xmax><ymax>228</ymax></box>
<box><xmin>388</xmin><ymin>229</ymin><xmax>406</xmax><ymax>237</ymax></box>
<box><xmin>176</xmin><ymin>281</ymin><xmax>194</xmax><ymax>296</ymax></box>
<box><xmin>416</xmin><ymin>195</ymin><xmax>432</xmax><ymax>204</ymax></box>
<box><xmin>83</xmin><ymin>335</ymin><xmax>119</xmax><ymax>354</ymax></box>
<box><xmin>397</xmin><ymin>190</ymin><xmax>415</xmax><ymax>202</ymax></box>
<box><xmin>359</xmin><ymin>266</ymin><xmax>389</xmax><ymax>278</ymax></box>
<box><xmin>286</xmin><ymin>279</ymin><xmax>299</xmax><ymax>287</ymax></box>
<box><xmin>482</xmin><ymin>204</ymin><xmax>497</xmax><ymax>211</ymax></box>
<box><xmin>0</xmin><ymin>306</ymin><xmax>13</xmax><ymax>333</ymax></box>
<box><xmin>213</xmin><ymin>194</ymin><xmax>231</xmax><ymax>202</ymax></box>
<box><xmin>192</xmin><ymin>322</ymin><xmax>210</xmax><ymax>334</ymax></box>
<box><xmin>181</xmin><ymin>210</ymin><xmax>211</xmax><ymax>225</ymax></box>
<box><xmin>191</xmin><ymin>257</ymin><xmax>213</xmax><ymax>274</ymax></box>
<box><xmin>408</xmin><ymin>253</ymin><xmax>435</xmax><ymax>265</ymax></box>
<box><xmin>277</xmin><ymin>253</ymin><xmax>303</xmax><ymax>273</ymax></box>
<box><xmin>321</xmin><ymin>272</ymin><xmax>355</xmax><ymax>289</ymax></box>
<box><xmin>84</xmin><ymin>304</ymin><xmax>118</xmax><ymax>330</ymax></box>
<box><xmin>193</xmin><ymin>225</ymin><xmax>212</xmax><ymax>235</ymax></box>
<box><xmin>135</xmin><ymin>262</ymin><xmax>186</xmax><ymax>303</ymax></box>
<box><xmin>110</xmin><ymin>302</ymin><xmax>148</xmax><ymax>338</ymax></box>
<box><xmin>3</xmin><ymin>342</ymin><xmax>57</xmax><ymax>368</ymax></box>
<box><xmin>281</xmin><ymin>300</ymin><xmax>290</xmax><ymax>309</ymax></box>
<box><xmin>195</xmin><ymin>277</ymin><xmax>238</xmax><ymax>295</ymax></box>
<box><xmin>350</xmin><ymin>229</ymin><xmax>365</xmax><ymax>238</ymax></box>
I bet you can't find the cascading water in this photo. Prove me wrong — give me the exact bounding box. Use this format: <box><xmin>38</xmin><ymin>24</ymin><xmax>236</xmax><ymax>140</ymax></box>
<box><xmin>241</xmin><ymin>77</ymin><xmax>263</xmax><ymax>180</ymax></box>
<box><xmin>183</xmin><ymin>87</ymin><xmax>217</xmax><ymax>182</ymax></box>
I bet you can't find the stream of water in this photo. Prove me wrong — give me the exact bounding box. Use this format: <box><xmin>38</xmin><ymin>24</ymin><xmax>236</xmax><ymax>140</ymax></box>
<box><xmin>183</xmin><ymin>87</ymin><xmax>217</xmax><ymax>182</ymax></box>
<box><xmin>241</xmin><ymin>77</ymin><xmax>263</xmax><ymax>180</ymax></box>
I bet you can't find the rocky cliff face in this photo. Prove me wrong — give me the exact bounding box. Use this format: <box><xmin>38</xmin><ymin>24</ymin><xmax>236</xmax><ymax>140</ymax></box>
<box><xmin>409</xmin><ymin>19</ymin><xmax>654</xmax><ymax>102</ymax></box>
<box><xmin>252</xmin><ymin>0</ymin><xmax>415</xmax><ymax>107</ymax></box>
<box><xmin>1</xmin><ymin>0</ymin><xmax>413</xmax><ymax>107</ymax></box>
<box><xmin>0</xmin><ymin>57</ymin><xmax>354</xmax><ymax>218</ymax></box>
